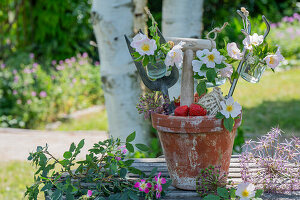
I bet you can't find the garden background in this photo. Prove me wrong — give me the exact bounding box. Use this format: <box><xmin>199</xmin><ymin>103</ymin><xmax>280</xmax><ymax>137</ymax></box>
<box><xmin>0</xmin><ymin>0</ymin><xmax>299</xmax><ymax>199</ymax></box>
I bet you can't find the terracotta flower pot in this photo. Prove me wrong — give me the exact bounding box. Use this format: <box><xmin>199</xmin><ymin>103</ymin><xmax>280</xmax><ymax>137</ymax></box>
<box><xmin>151</xmin><ymin>113</ymin><xmax>242</xmax><ymax>190</ymax></box>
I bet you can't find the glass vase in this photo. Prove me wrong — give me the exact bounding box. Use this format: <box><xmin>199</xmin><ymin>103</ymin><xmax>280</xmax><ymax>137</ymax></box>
<box><xmin>146</xmin><ymin>51</ymin><xmax>166</xmax><ymax>80</ymax></box>
<box><xmin>206</xmin><ymin>77</ymin><xmax>226</xmax><ymax>88</ymax></box>
<box><xmin>241</xmin><ymin>62</ymin><xmax>266</xmax><ymax>83</ymax></box>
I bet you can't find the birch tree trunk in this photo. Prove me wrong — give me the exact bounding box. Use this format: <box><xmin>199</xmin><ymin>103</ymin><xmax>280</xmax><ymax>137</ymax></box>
<box><xmin>92</xmin><ymin>0</ymin><xmax>150</xmax><ymax>144</ymax></box>
<box><xmin>162</xmin><ymin>0</ymin><xmax>204</xmax><ymax>99</ymax></box>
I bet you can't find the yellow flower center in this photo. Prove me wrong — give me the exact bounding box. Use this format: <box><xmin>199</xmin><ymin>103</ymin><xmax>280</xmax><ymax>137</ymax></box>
<box><xmin>140</xmin><ymin>183</ymin><xmax>146</xmax><ymax>189</ymax></box>
<box><xmin>269</xmin><ymin>56</ymin><xmax>275</xmax><ymax>64</ymax></box>
<box><xmin>171</xmin><ymin>51</ymin><xmax>176</xmax><ymax>58</ymax></box>
<box><xmin>208</xmin><ymin>54</ymin><xmax>215</xmax><ymax>62</ymax></box>
<box><xmin>242</xmin><ymin>189</ymin><xmax>249</xmax><ymax>197</ymax></box>
<box><xmin>226</xmin><ymin>105</ymin><xmax>233</xmax><ymax>112</ymax></box>
<box><xmin>141</xmin><ymin>44</ymin><xmax>150</xmax><ymax>52</ymax></box>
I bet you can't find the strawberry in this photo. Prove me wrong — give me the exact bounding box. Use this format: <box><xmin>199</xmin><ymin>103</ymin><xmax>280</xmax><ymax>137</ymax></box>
<box><xmin>174</xmin><ymin>105</ymin><xmax>189</xmax><ymax>116</ymax></box>
<box><xmin>189</xmin><ymin>103</ymin><xmax>207</xmax><ymax>116</ymax></box>
<box><xmin>194</xmin><ymin>92</ymin><xmax>206</xmax><ymax>103</ymax></box>
<box><xmin>174</xmin><ymin>96</ymin><xmax>181</xmax><ymax>107</ymax></box>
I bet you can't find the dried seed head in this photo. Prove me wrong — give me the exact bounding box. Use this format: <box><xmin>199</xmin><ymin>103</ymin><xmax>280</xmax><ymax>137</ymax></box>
<box><xmin>241</xmin><ymin>7</ymin><xmax>249</xmax><ymax>17</ymax></box>
<box><xmin>167</xmin><ymin>41</ymin><xmax>175</xmax><ymax>48</ymax></box>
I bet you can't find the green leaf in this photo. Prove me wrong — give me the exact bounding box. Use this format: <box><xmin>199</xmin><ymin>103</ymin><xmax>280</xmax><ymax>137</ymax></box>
<box><xmin>134</xmin><ymin>56</ymin><xmax>143</xmax><ymax>62</ymax></box>
<box><xmin>224</xmin><ymin>117</ymin><xmax>234</xmax><ymax>132</ymax></box>
<box><xmin>128</xmin><ymin>191</ymin><xmax>139</xmax><ymax>200</ymax></box>
<box><xmin>124</xmin><ymin>159</ymin><xmax>135</xmax><ymax>166</ymax></box>
<box><xmin>203</xmin><ymin>194</ymin><xmax>220</xmax><ymax>200</ymax></box>
<box><xmin>36</xmin><ymin>146</ymin><xmax>43</xmax><ymax>152</ymax></box>
<box><xmin>255</xmin><ymin>189</ymin><xmax>263</xmax><ymax>197</ymax></box>
<box><xmin>230</xmin><ymin>188</ymin><xmax>236</xmax><ymax>198</ymax></box>
<box><xmin>135</xmin><ymin>144</ymin><xmax>149</xmax><ymax>151</ymax></box>
<box><xmin>77</xmin><ymin>139</ymin><xmax>85</xmax><ymax>150</ymax></box>
<box><xmin>51</xmin><ymin>189</ymin><xmax>62</xmax><ymax>200</ymax></box>
<box><xmin>215</xmin><ymin>112</ymin><xmax>225</xmax><ymax>119</ymax></box>
<box><xmin>215</xmin><ymin>62</ymin><xmax>226</xmax><ymax>69</ymax></box>
<box><xmin>63</xmin><ymin>151</ymin><xmax>72</xmax><ymax>159</ymax></box>
<box><xmin>142</xmin><ymin>56</ymin><xmax>149</xmax><ymax>66</ymax></box>
<box><xmin>148</xmin><ymin>167</ymin><xmax>158</xmax><ymax>178</ymax></box>
<box><xmin>119</xmin><ymin>168</ymin><xmax>127</xmax><ymax>178</ymax></box>
<box><xmin>59</xmin><ymin>159</ymin><xmax>69</xmax><ymax>166</ymax></box>
<box><xmin>162</xmin><ymin>179</ymin><xmax>172</xmax><ymax>190</ymax></box>
<box><xmin>126</xmin><ymin>143</ymin><xmax>134</xmax><ymax>153</ymax></box>
<box><xmin>217</xmin><ymin>187</ymin><xmax>229</xmax><ymax>198</ymax></box>
<box><xmin>196</xmin><ymin>81</ymin><xmax>206</xmax><ymax>96</ymax></box>
<box><xmin>126</xmin><ymin>131</ymin><xmax>136</xmax><ymax>143</ymax></box>
<box><xmin>206</xmin><ymin>68</ymin><xmax>217</xmax><ymax>82</ymax></box>
<box><xmin>131</xmin><ymin>52</ymin><xmax>140</xmax><ymax>58</ymax></box>
<box><xmin>128</xmin><ymin>167</ymin><xmax>143</xmax><ymax>176</ymax></box>
<box><xmin>69</xmin><ymin>143</ymin><xmax>76</xmax><ymax>152</ymax></box>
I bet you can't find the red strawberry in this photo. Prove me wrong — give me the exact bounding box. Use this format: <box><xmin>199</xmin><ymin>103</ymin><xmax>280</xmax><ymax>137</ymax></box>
<box><xmin>174</xmin><ymin>105</ymin><xmax>189</xmax><ymax>116</ymax></box>
<box><xmin>174</xmin><ymin>96</ymin><xmax>181</xmax><ymax>107</ymax></box>
<box><xmin>194</xmin><ymin>92</ymin><xmax>206</xmax><ymax>103</ymax></box>
<box><xmin>189</xmin><ymin>103</ymin><xmax>207</xmax><ymax>116</ymax></box>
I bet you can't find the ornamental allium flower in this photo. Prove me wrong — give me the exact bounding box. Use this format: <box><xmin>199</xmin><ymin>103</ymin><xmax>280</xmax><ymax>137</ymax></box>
<box><xmin>219</xmin><ymin>63</ymin><xmax>233</xmax><ymax>78</ymax></box>
<box><xmin>13</xmin><ymin>90</ymin><xmax>18</xmax><ymax>95</ymax></box>
<box><xmin>220</xmin><ymin>97</ymin><xmax>242</xmax><ymax>118</ymax></box>
<box><xmin>240</xmin><ymin>127</ymin><xmax>300</xmax><ymax>193</ymax></box>
<box><xmin>201</xmin><ymin>49</ymin><xmax>224</xmax><ymax>68</ymax></box>
<box><xmin>29</xmin><ymin>53</ymin><xmax>34</xmax><ymax>59</ymax></box>
<box><xmin>115</xmin><ymin>156</ymin><xmax>121</xmax><ymax>161</ymax></box>
<box><xmin>130</xmin><ymin>33</ymin><xmax>147</xmax><ymax>49</ymax></box>
<box><xmin>236</xmin><ymin>182</ymin><xmax>256</xmax><ymax>200</ymax></box>
<box><xmin>27</xmin><ymin>100</ymin><xmax>32</xmax><ymax>105</ymax></box>
<box><xmin>1</xmin><ymin>63</ymin><xmax>5</xmax><ymax>69</ymax></box>
<box><xmin>51</xmin><ymin>60</ymin><xmax>57</xmax><ymax>65</ymax></box>
<box><xmin>134</xmin><ymin>36</ymin><xmax>157</xmax><ymax>56</ymax></box>
<box><xmin>164</xmin><ymin>41</ymin><xmax>185</xmax><ymax>68</ymax></box>
<box><xmin>31</xmin><ymin>91</ymin><xmax>36</xmax><ymax>97</ymax></box>
<box><xmin>227</xmin><ymin>42</ymin><xmax>243</xmax><ymax>60</ymax></box>
<box><xmin>39</xmin><ymin>91</ymin><xmax>47</xmax><ymax>98</ymax></box>
<box><xmin>264</xmin><ymin>48</ymin><xmax>284</xmax><ymax>69</ymax></box>
<box><xmin>134</xmin><ymin>179</ymin><xmax>152</xmax><ymax>193</ymax></box>
<box><xmin>33</xmin><ymin>63</ymin><xmax>38</xmax><ymax>68</ymax></box>
<box><xmin>87</xmin><ymin>190</ymin><xmax>92</xmax><ymax>197</ymax></box>
<box><xmin>82</xmin><ymin>52</ymin><xmax>88</xmax><ymax>58</ymax></box>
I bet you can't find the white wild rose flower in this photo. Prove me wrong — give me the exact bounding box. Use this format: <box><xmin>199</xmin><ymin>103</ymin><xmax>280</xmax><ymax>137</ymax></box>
<box><xmin>264</xmin><ymin>48</ymin><xmax>284</xmax><ymax>69</ymax></box>
<box><xmin>219</xmin><ymin>63</ymin><xmax>233</xmax><ymax>78</ymax></box>
<box><xmin>227</xmin><ymin>42</ymin><xmax>243</xmax><ymax>60</ymax></box>
<box><xmin>243</xmin><ymin>33</ymin><xmax>264</xmax><ymax>50</ymax></box>
<box><xmin>131</xmin><ymin>34</ymin><xmax>157</xmax><ymax>56</ymax></box>
<box><xmin>200</xmin><ymin>49</ymin><xmax>224</xmax><ymax>68</ymax></box>
<box><xmin>192</xmin><ymin>60</ymin><xmax>206</xmax><ymax>77</ymax></box>
<box><xmin>164</xmin><ymin>41</ymin><xmax>185</xmax><ymax>68</ymax></box>
<box><xmin>235</xmin><ymin>182</ymin><xmax>256</xmax><ymax>200</ymax></box>
<box><xmin>220</xmin><ymin>97</ymin><xmax>242</xmax><ymax>118</ymax></box>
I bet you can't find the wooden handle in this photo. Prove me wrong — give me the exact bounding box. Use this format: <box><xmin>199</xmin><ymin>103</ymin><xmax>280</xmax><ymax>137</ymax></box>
<box><xmin>166</xmin><ymin>37</ymin><xmax>216</xmax><ymax>51</ymax></box>
<box><xmin>180</xmin><ymin>49</ymin><xmax>194</xmax><ymax>106</ymax></box>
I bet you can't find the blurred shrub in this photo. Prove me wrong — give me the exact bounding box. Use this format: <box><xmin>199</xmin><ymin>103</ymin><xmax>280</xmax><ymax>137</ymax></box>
<box><xmin>0</xmin><ymin>54</ymin><xmax>103</xmax><ymax>128</ymax></box>
<box><xmin>0</xmin><ymin>0</ymin><xmax>97</xmax><ymax>65</ymax></box>
<box><xmin>268</xmin><ymin>13</ymin><xmax>300</xmax><ymax>59</ymax></box>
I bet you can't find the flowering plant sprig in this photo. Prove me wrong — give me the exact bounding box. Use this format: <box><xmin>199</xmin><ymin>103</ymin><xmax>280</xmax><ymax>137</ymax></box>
<box><xmin>25</xmin><ymin>132</ymin><xmax>171</xmax><ymax>199</ymax></box>
<box><xmin>130</xmin><ymin>10</ymin><xmax>185</xmax><ymax>78</ymax></box>
<box><xmin>134</xmin><ymin>168</ymin><xmax>171</xmax><ymax>199</ymax></box>
<box><xmin>192</xmin><ymin>48</ymin><xmax>233</xmax><ymax>95</ymax></box>
<box><xmin>240</xmin><ymin>127</ymin><xmax>300</xmax><ymax>193</ymax></box>
<box><xmin>215</xmin><ymin>96</ymin><xmax>242</xmax><ymax>132</ymax></box>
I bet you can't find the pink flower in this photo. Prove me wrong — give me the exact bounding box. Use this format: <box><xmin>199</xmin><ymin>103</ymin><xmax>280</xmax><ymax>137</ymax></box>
<box><xmin>71</xmin><ymin>57</ymin><xmax>76</xmax><ymax>63</ymax></box>
<box><xmin>82</xmin><ymin>52</ymin><xmax>88</xmax><ymax>58</ymax></box>
<box><xmin>27</xmin><ymin>100</ymin><xmax>32</xmax><ymax>105</ymax></box>
<box><xmin>13</xmin><ymin>90</ymin><xmax>18</xmax><ymax>95</ymax></box>
<box><xmin>13</xmin><ymin>69</ymin><xmax>17</xmax><ymax>75</ymax></box>
<box><xmin>227</xmin><ymin>42</ymin><xmax>243</xmax><ymax>60</ymax></box>
<box><xmin>33</xmin><ymin>63</ymin><xmax>38</xmax><ymax>68</ymax></box>
<box><xmin>115</xmin><ymin>156</ymin><xmax>121</xmax><ymax>161</ymax></box>
<box><xmin>59</xmin><ymin>60</ymin><xmax>64</xmax><ymax>65</ymax></box>
<box><xmin>94</xmin><ymin>61</ymin><xmax>100</xmax><ymax>66</ymax></box>
<box><xmin>52</xmin><ymin>60</ymin><xmax>57</xmax><ymax>65</ymax></box>
<box><xmin>39</xmin><ymin>91</ymin><xmax>47</xmax><ymax>98</ymax></box>
<box><xmin>219</xmin><ymin>63</ymin><xmax>233</xmax><ymax>78</ymax></box>
<box><xmin>51</xmin><ymin>75</ymin><xmax>56</xmax><ymax>80</ymax></box>
<box><xmin>134</xmin><ymin>179</ymin><xmax>152</xmax><ymax>193</ymax></box>
<box><xmin>81</xmin><ymin>79</ymin><xmax>87</xmax><ymax>84</ymax></box>
<box><xmin>153</xmin><ymin>172</ymin><xmax>167</xmax><ymax>199</ymax></box>
<box><xmin>31</xmin><ymin>91</ymin><xmax>36</xmax><ymax>97</ymax></box>
<box><xmin>72</xmin><ymin>78</ymin><xmax>77</xmax><ymax>84</ymax></box>
<box><xmin>117</xmin><ymin>145</ymin><xmax>127</xmax><ymax>154</ymax></box>
<box><xmin>264</xmin><ymin>47</ymin><xmax>284</xmax><ymax>69</ymax></box>
<box><xmin>1</xmin><ymin>63</ymin><xmax>5</xmax><ymax>69</ymax></box>
<box><xmin>87</xmin><ymin>190</ymin><xmax>92</xmax><ymax>197</ymax></box>
<box><xmin>14</xmin><ymin>76</ymin><xmax>19</xmax><ymax>83</ymax></box>
<box><xmin>29</xmin><ymin>53</ymin><xmax>34</xmax><ymax>59</ymax></box>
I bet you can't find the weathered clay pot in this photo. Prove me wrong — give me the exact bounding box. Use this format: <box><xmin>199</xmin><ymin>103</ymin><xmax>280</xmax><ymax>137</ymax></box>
<box><xmin>151</xmin><ymin>113</ymin><xmax>242</xmax><ymax>190</ymax></box>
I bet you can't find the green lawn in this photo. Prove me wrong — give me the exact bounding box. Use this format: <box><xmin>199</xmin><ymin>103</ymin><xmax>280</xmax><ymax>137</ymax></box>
<box><xmin>0</xmin><ymin>161</ymin><xmax>44</xmax><ymax>200</ymax></box>
<box><xmin>56</xmin><ymin>109</ymin><xmax>108</xmax><ymax>131</ymax></box>
<box><xmin>220</xmin><ymin>68</ymin><xmax>300</xmax><ymax>135</ymax></box>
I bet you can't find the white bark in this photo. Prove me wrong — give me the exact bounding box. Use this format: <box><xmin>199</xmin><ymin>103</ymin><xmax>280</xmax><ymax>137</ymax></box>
<box><xmin>92</xmin><ymin>0</ymin><xmax>151</xmax><ymax>144</ymax></box>
<box><xmin>133</xmin><ymin>0</ymin><xmax>147</xmax><ymax>34</ymax></box>
<box><xmin>162</xmin><ymin>0</ymin><xmax>204</xmax><ymax>99</ymax></box>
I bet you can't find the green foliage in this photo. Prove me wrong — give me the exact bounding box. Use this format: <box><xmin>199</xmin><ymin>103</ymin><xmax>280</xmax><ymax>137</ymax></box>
<box><xmin>0</xmin><ymin>55</ymin><xmax>103</xmax><ymax>128</ymax></box>
<box><xmin>0</xmin><ymin>0</ymin><xmax>97</xmax><ymax>64</ymax></box>
<box><xmin>25</xmin><ymin>132</ymin><xmax>167</xmax><ymax>199</ymax></box>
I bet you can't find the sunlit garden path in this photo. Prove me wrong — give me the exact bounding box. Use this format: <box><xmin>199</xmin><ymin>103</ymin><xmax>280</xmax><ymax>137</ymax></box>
<box><xmin>0</xmin><ymin>128</ymin><xmax>108</xmax><ymax>161</ymax></box>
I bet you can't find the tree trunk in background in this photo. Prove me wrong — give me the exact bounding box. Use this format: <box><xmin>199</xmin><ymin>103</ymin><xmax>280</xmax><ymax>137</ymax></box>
<box><xmin>162</xmin><ymin>0</ymin><xmax>204</xmax><ymax>99</ymax></box>
<box><xmin>92</xmin><ymin>0</ymin><xmax>151</xmax><ymax>144</ymax></box>
<box><xmin>133</xmin><ymin>0</ymin><xmax>147</xmax><ymax>34</ymax></box>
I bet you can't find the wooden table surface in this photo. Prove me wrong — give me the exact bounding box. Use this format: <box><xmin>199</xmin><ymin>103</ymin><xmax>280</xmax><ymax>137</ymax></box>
<box><xmin>130</xmin><ymin>155</ymin><xmax>300</xmax><ymax>200</ymax></box>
